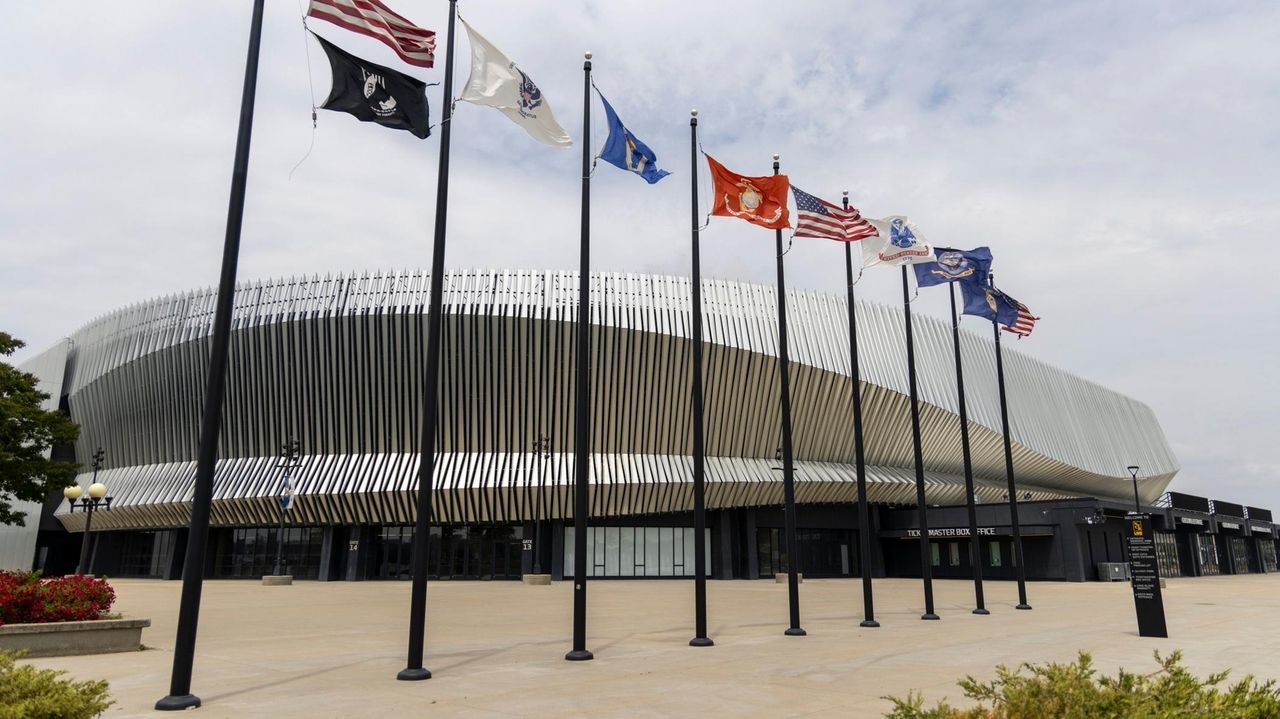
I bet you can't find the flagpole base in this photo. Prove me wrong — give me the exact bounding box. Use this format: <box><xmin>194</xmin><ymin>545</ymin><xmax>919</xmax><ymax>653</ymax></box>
<box><xmin>921</xmin><ymin>613</ymin><xmax>940</xmax><ymax>621</ymax></box>
<box><xmin>396</xmin><ymin>667</ymin><xmax>432</xmax><ymax>681</ymax></box>
<box><xmin>689</xmin><ymin>637</ymin><xmax>714</xmax><ymax>647</ymax></box>
<box><xmin>784</xmin><ymin>627</ymin><xmax>807</xmax><ymax>636</ymax></box>
<box><xmin>1016</xmin><ymin>604</ymin><xmax>1033</xmax><ymax>610</ymax></box>
<box><xmin>565</xmin><ymin>649</ymin><xmax>594</xmax><ymax>662</ymax></box>
<box><xmin>155</xmin><ymin>694</ymin><xmax>201</xmax><ymax>711</ymax></box>
<box><xmin>860</xmin><ymin>620</ymin><xmax>881</xmax><ymax>628</ymax></box>
<box><xmin>972</xmin><ymin>608</ymin><xmax>990</xmax><ymax>615</ymax></box>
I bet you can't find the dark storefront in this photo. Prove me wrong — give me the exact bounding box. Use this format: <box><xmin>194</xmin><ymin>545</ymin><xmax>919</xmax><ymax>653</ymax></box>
<box><xmin>1212</xmin><ymin>500</ymin><xmax>1250</xmax><ymax>575</ymax></box>
<box><xmin>1160</xmin><ymin>492</ymin><xmax>1215</xmax><ymax>577</ymax></box>
<box><xmin>41</xmin><ymin>496</ymin><xmax>1275</xmax><ymax>584</ymax></box>
<box><xmin>1245</xmin><ymin>507</ymin><xmax>1276</xmax><ymax>574</ymax></box>
<box><xmin>372</xmin><ymin>525</ymin><xmax>524</xmax><ymax>581</ymax></box>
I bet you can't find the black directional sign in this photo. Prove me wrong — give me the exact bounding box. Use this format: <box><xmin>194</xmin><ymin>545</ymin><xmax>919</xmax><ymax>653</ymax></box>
<box><xmin>1125</xmin><ymin>513</ymin><xmax>1168</xmax><ymax>638</ymax></box>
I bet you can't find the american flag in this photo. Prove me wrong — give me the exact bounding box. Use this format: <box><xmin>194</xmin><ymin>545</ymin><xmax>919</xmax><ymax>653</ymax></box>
<box><xmin>1002</xmin><ymin>302</ymin><xmax>1039</xmax><ymax>338</ymax></box>
<box><xmin>308</xmin><ymin>0</ymin><xmax>436</xmax><ymax>68</ymax></box>
<box><xmin>790</xmin><ymin>186</ymin><xmax>879</xmax><ymax>242</ymax></box>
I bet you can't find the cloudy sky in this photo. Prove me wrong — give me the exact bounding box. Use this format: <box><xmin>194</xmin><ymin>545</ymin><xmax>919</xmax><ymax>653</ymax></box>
<box><xmin>2</xmin><ymin>2</ymin><xmax>1277</xmax><ymax>509</ymax></box>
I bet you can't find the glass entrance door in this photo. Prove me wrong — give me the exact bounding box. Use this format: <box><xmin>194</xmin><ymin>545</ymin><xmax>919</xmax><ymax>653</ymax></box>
<box><xmin>757</xmin><ymin>528</ymin><xmax>856</xmax><ymax>578</ymax></box>
<box><xmin>373</xmin><ymin>525</ymin><xmax>524</xmax><ymax>580</ymax></box>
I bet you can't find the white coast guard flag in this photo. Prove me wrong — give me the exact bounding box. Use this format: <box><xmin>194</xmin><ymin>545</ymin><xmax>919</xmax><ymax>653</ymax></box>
<box><xmin>457</xmin><ymin>20</ymin><xmax>572</xmax><ymax>148</ymax></box>
<box><xmin>861</xmin><ymin>216</ymin><xmax>936</xmax><ymax>268</ymax></box>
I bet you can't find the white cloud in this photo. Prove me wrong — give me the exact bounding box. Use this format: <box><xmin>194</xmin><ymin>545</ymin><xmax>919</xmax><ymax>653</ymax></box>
<box><xmin>2</xmin><ymin>1</ymin><xmax>1277</xmax><ymax>509</ymax></box>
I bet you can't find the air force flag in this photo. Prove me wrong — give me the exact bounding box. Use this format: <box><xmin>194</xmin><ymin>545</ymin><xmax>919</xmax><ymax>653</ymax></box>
<box><xmin>913</xmin><ymin>247</ymin><xmax>993</xmax><ymax>289</ymax></box>
<box><xmin>598</xmin><ymin>93</ymin><xmax>669</xmax><ymax>183</ymax></box>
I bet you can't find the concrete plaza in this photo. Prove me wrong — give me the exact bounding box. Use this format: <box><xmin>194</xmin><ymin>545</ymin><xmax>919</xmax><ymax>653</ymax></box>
<box><xmin>24</xmin><ymin>574</ymin><xmax>1280</xmax><ymax>718</ymax></box>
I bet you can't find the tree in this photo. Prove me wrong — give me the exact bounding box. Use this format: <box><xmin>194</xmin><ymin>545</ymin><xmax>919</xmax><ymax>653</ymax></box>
<box><xmin>0</xmin><ymin>332</ymin><xmax>80</xmax><ymax>526</ymax></box>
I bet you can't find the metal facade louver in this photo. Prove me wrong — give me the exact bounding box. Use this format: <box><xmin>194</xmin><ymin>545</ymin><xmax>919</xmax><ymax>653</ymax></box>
<box><xmin>47</xmin><ymin>270</ymin><xmax>1178</xmax><ymax>531</ymax></box>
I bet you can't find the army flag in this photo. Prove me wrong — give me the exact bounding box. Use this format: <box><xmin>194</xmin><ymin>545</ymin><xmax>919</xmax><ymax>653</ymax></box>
<box><xmin>861</xmin><ymin>216</ymin><xmax>935</xmax><ymax>267</ymax></box>
<box><xmin>705</xmin><ymin>154</ymin><xmax>790</xmax><ymax>230</ymax></box>
<box><xmin>457</xmin><ymin>20</ymin><xmax>571</xmax><ymax>147</ymax></box>
<box><xmin>913</xmin><ymin>247</ymin><xmax>993</xmax><ymax>289</ymax></box>
<box><xmin>315</xmin><ymin>33</ymin><xmax>430</xmax><ymax>138</ymax></box>
<box><xmin>960</xmin><ymin>282</ymin><xmax>1021</xmax><ymax>328</ymax></box>
<box><xmin>598</xmin><ymin>93</ymin><xmax>669</xmax><ymax>183</ymax></box>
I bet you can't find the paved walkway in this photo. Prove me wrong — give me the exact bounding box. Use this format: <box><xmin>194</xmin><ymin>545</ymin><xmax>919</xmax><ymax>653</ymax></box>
<box><xmin>24</xmin><ymin>574</ymin><xmax>1280</xmax><ymax>718</ymax></box>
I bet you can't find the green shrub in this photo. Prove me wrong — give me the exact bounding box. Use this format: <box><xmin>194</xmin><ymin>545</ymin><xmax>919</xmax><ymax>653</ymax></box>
<box><xmin>884</xmin><ymin>650</ymin><xmax>1280</xmax><ymax>719</ymax></box>
<box><xmin>0</xmin><ymin>650</ymin><xmax>112</xmax><ymax>719</ymax></box>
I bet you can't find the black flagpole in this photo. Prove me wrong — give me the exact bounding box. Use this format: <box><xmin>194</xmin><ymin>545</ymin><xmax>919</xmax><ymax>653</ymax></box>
<box><xmin>398</xmin><ymin>0</ymin><xmax>459</xmax><ymax>681</ymax></box>
<box><xmin>991</xmin><ymin>272</ymin><xmax>1031</xmax><ymax>610</ymax></box>
<box><xmin>156</xmin><ymin>0</ymin><xmax>265</xmax><ymax>709</ymax></box>
<box><xmin>902</xmin><ymin>265</ymin><xmax>939</xmax><ymax>621</ymax></box>
<box><xmin>774</xmin><ymin>154</ymin><xmax>805</xmax><ymax>637</ymax></box>
<box><xmin>689</xmin><ymin>111</ymin><xmax>713</xmax><ymax>647</ymax></box>
<box><xmin>565</xmin><ymin>50</ymin><xmax>594</xmax><ymax>662</ymax></box>
<box><xmin>842</xmin><ymin>193</ymin><xmax>878</xmax><ymax>628</ymax></box>
<box><xmin>949</xmin><ymin>282</ymin><xmax>988</xmax><ymax>615</ymax></box>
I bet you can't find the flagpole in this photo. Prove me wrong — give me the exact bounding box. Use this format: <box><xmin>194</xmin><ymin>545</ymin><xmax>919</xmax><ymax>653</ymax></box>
<box><xmin>565</xmin><ymin>50</ymin><xmax>595</xmax><ymax>662</ymax></box>
<box><xmin>842</xmin><ymin>193</ymin><xmax>878</xmax><ymax>628</ymax></box>
<box><xmin>689</xmin><ymin>110</ymin><xmax>713</xmax><ymax>647</ymax></box>
<box><xmin>991</xmin><ymin>272</ymin><xmax>1031</xmax><ymax>610</ymax></box>
<box><xmin>774</xmin><ymin>154</ymin><xmax>806</xmax><ymax>637</ymax></box>
<box><xmin>949</xmin><ymin>282</ymin><xmax>988</xmax><ymax>615</ymax></box>
<box><xmin>397</xmin><ymin>0</ymin><xmax>459</xmax><ymax>682</ymax></box>
<box><xmin>902</xmin><ymin>265</ymin><xmax>939</xmax><ymax>621</ymax></box>
<box><xmin>155</xmin><ymin>0</ymin><xmax>265</xmax><ymax>709</ymax></box>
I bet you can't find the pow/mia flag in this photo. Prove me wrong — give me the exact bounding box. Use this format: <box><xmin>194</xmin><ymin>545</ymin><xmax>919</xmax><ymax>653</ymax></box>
<box><xmin>314</xmin><ymin>32</ymin><xmax>430</xmax><ymax>139</ymax></box>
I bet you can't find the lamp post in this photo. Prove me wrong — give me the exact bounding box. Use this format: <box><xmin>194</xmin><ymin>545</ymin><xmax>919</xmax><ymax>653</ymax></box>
<box><xmin>272</xmin><ymin>439</ymin><xmax>302</xmax><ymax>577</ymax></box>
<box><xmin>531</xmin><ymin>435</ymin><xmax>550</xmax><ymax>575</ymax></box>
<box><xmin>1127</xmin><ymin>465</ymin><xmax>1141</xmax><ymax>514</ymax></box>
<box><xmin>64</xmin><ymin>447</ymin><xmax>110</xmax><ymax>576</ymax></box>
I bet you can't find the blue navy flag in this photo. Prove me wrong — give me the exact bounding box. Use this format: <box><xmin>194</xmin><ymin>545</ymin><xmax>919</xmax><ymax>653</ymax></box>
<box><xmin>279</xmin><ymin>477</ymin><xmax>294</xmax><ymax>512</ymax></box>
<box><xmin>960</xmin><ymin>281</ymin><xmax>1021</xmax><ymax>327</ymax></box>
<box><xmin>913</xmin><ymin>246</ymin><xmax>993</xmax><ymax>289</ymax></box>
<box><xmin>598</xmin><ymin>92</ymin><xmax>669</xmax><ymax>184</ymax></box>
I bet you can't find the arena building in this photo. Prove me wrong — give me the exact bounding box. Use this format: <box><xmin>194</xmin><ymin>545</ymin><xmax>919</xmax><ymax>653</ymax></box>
<box><xmin>5</xmin><ymin>269</ymin><xmax>1272</xmax><ymax>582</ymax></box>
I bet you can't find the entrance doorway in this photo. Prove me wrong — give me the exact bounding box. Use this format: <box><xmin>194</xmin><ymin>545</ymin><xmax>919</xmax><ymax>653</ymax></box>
<box><xmin>756</xmin><ymin>528</ymin><xmax>856</xmax><ymax>578</ymax></box>
<box><xmin>374</xmin><ymin>525</ymin><xmax>524</xmax><ymax>580</ymax></box>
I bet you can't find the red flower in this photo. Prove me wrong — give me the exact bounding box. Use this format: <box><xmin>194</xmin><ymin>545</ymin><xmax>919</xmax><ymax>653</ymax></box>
<box><xmin>0</xmin><ymin>570</ymin><xmax>116</xmax><ymax>626</ymax></box>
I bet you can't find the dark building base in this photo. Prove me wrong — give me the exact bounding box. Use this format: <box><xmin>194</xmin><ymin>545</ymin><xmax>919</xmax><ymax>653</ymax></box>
<box><xmin>34</xmin><ymin>498</ymin><xmax>1278</xmax><ymax>584</ymax></box>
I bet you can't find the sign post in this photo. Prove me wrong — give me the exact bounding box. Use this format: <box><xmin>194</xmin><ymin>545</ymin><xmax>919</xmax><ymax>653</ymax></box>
<box><xmin>1125</xmin><ymin>513</ymin><xmax>1168</xmax><ymax>638</ymax></box>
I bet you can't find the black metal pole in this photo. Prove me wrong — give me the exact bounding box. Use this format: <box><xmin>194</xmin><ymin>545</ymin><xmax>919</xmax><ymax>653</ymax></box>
<box><xmin>75</xmin><ymin>453</ymin><xmax>102</xmax><ymax>577</ymax></box>
<box><xmin>565</xmin><ymin>51</ymin><xmax>594</xmax><ymax>662</ymax></box>
<box><xmin>77</xmin><ymin>501</ymin><xmax>95</xmax><ymax>577</ymax></box>
<box><xmin>1130</xmin><ymin>468</ymin><xmax>1142</xmax><ymax>513</ymax></box>
<box><xmin>773</xmin><ymin>155</ymin><xmax>805</xmax><ymax>637</ymax></box>
<box><xmin>272</xmin><ymin>463</ymin><xmax>290</xmax><ymax>577</ymax></box>
<box><xmin>842</xmin><ymin>194</ymin><xmax>878</xmax><ymax>628</ymax></box>
<box><xmin>902</xmin><ymin>265</ymin><xmax>939</xmax><ymax>621</ymax></box>
<box><xmin>533</xmin><ymin>437</ymin><xmax>545</xmax><ymax>575</ymax></box>
<box><xmin>397</xmin><ymin>0</ymin><xmax>460</xmax><ymax>682</ymax></box>
<box><xmin>950</xmin><ymin>283</ymin><xmax>987</xmax><ymax>615</ymax></box>
<box><xmin>688</xmin><ymin>111</ymin><xmax>713</xmax><ymax>647</ymax></box>
<box><xmin>156</xmin><ymin>0</ymin><xmax>265</xmax><ymax>709</ymax></box>
<box><xmin>991</xmin><ymin>272</ymin><xmax>1031</xmax><ymax>610</ymax></box>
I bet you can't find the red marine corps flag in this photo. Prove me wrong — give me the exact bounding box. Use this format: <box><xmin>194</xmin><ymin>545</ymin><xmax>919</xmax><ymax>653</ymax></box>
<box><xmin>705</xmin><ymin>154</ymin><xmax>790</xmax><ymax>230</ymax></box>
<box><xmin>307</xmin><ymin>0</ymin><xmax>436</xmax><ymax>68</ymax></box>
